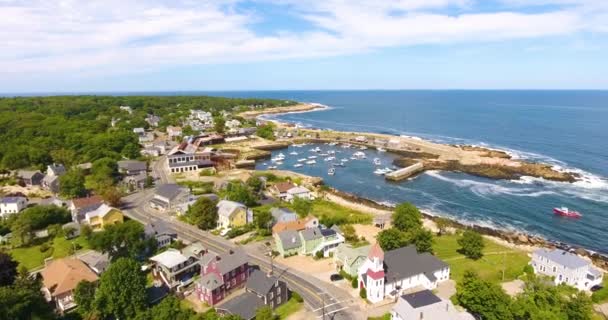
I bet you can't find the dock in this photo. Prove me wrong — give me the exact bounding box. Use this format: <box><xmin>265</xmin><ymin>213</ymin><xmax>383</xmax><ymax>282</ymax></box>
<box><xmin>385</xmin><ymin>162</ymin><xmax>424</xmax><ymax>181</ymax></box>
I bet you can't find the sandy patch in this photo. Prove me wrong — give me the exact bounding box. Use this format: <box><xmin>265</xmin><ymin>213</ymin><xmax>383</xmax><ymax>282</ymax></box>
<box><xmin>0</xmin><ymin>185</ymin><xmax>52</xmax><ymax>198</ymax></box>
<box><xmin>275</xmin><ymin>255</ymin><xmax>336</xmax><ymax>274</ymax></box>
<box><xmin>353</xmin><ymin>224</ymin><xmax>382</xmax><ymax>242</ymax></box>
<box><xmin>502</xmin><ymin>279</ymin><xmax>525</xmax><ymax>297</ymax></box>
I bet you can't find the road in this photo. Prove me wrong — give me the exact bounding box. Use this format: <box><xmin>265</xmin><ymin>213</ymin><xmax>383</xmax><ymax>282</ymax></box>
<box><xmin>121</xmin><ymin>158</ymin><xmax>362</xmax><ymax>320</ymax></box>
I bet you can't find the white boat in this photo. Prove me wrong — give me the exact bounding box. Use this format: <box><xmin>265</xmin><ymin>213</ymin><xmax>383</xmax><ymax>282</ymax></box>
<box><xmin>309</xmin><ymin>147</ymin><xmax>322</xmax><ymax>153</ymax></box>
<box><xmin>377</xmin><ymin>147</ymin><xmax>386</xmax><ymax>152</ymax></box>
<box><xmin>353</xmin><ymin>151</ymin><xmax>366</xmax><ymax>159</ymax></box>
<box><xmin>360</xmin><ymin>146</ymin><xmax>368</xmax><ymax>150</ymax></box>
<box><xmin>306</xmin><ymin>160</ymin><xmax>316</xmax><ymax>164</ymax></box>
<box><xmin>262</xmin><ymin>163</ymin><xmax>268</xmax><ymax>166</ymax></box>
<box><xmin>374</xmin><ymin>168</ymin><xmax>386</xmax><ymax>175</ymax></box>
<box><xmin>297</xmin><ymin>158</ymin><xmax>307</xmax><ymax>162</ymax></box>
<box><xmin>289</xmin><ymin>151</ymin><xmax>299</xmax><ymax>155</ymax></box>
<box><xmin>350</xmin><ymin>157</ymin><xmax>357</xmax><ymax>160</ymax></box>
<box><xmin>328</xmin><ymin>150</ymin><xmax>336</xmax><ymax>155</ymax></box>
<box><xmin>308</xmin><ymin>155</ymin><xmax>317</xmax><ymax>159</ymax></box>
<box><xmin>324</xmin><ymin>156</ymin><xmax>335</xmax><ymax>162</ymax></box>
<box><xmin>329</xmin><ymin>142</ymin><xmax>338</xmax><ymax>146</ymax></box>
<box><xmin>278</xmin><ymin>152</ymin><xmax>285</xmax><ymax>157</ymax></box>
<box><xmin>342</xmin><ymin>143</ymin><xmax>351</xmax><ymax>148</ymax></box>
<box><xmin>332</xmin><ymin>163</ymin><xmax>345</xmax><ymax>167</ymax></box>
<box><xmin>319</xmin><ymin>153</ymin><xmax>329</xmax><ymax>156</ymax></box>
<box><xmin>328</xmin><ymin>168</ymin><xmax>335</xmax><ymax>176</ymax></box>
<box><xmin>383</xmin><ymin>167</ymin><xmax>394</xmax><ymax>173</ymax></box>
<box><xmin>373</xmin><ymin>158</ymin><xmax>381</xmax><ymax>166</ymax></box>
<box><xmin>294</xmin><ymin>163</ymin><xmax>303</xmax><ymax>168</ymax></box>
<box><xmin>268</xmin><ymin>166</ymin><xmax>278</xmax><ymax>170</ymax></box>
<box><xmin>341</xmin><ymin>158</ymin><xmax>349</xmax><ymax>162</ymax></box>
<box><xmin>275</xmin><ymin>161</ymin><xmax>283</xmax><ymax>165</ymax></box>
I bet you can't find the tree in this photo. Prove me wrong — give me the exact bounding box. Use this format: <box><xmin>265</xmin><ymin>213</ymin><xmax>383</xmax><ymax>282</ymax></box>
<box><xmin>564</xmin><ymin>292</ymin><xmax>593</xmax><ymax>320</ymax></box>
<box><xmin>377</xmin><ymin>228</ymin><xmax>407</xmax><ymax>251</ymax></box>
<box><xmin>410</xmin><ymin>228</ymin><xmax>434</xmax><ymax>254</ymax></box>
<box><xmin>88</xmin><ymin>220</ymin><xmax>152</xmax><ymax>260</ymax></box>
<box><xmin>74</xmin><ymin>280</ymin><xmax>97</xmax><ymax>317</ymax></box>
<box><xmin>458</xmin><ymin>230</ymin><xmax>485</xmax><ymax>260</ymax></box>
<box><xmin>95</xmin><ymin>258</ymin><xmax>147</xmax><ymax>320</ymax></box>
<box><xmin>145</xmin><ymin>175</ymin><xmax>155</xmax><ymax>188</ymax></box>
<box><xmin>0</xmin><ymin>270</ymin><xmax>54</xmax><ymax>319</ymax></box>
<box><xmin>292</xmin><ymin>197</ymin><xmax>313</xmax><ymax>218</ymax></box>
<box><xmin>226</xmin><ymin>182</ymin><xmax>257</xmax><ymax>207</ymax></box>
<box><xmin>214</xmin><ymin>115</ymin><xmax>226</xmax><ymax>134</ymax></box>
<box><xmin>435</xmin><ymin>217</ymin><xmax>452</xmax><ymax>235</ymax></box>
<box><xmin>256</xmin><ymin>124</ymin><xmax>276</xmax><ymax>140</ymax></box>
<box><xmin>341</xmin><ymin>224</ymin><xmax>358</xmax><ymax>243</ymax></box>
<box><xmin>50</xmin><ymin>148</ymin><xmax>77</xmax><ymax>168</ymax></box>
<box><xmin>59</xmin><ymin>169</ymin><xmax>87</xmax><ymax>198</ymax></box>
<box><xmin>121</xmin><ymin>143</ymin><xmax>141</xmax><ymax>159</ymax></box>
<box><xmin>351</xmin><ymin>277</ymin><xmax>358</xmax><ymax>288</ymax></box>
<box><xmin>255</xmin><ymin>306</ymin><xmax>276</xmax><ymax>320</ymax></box>
<box><xmin>456</xmin><ymin>270</ymin><xmax>513</xmax><ymax>320</ymax></box>
<box><xmin>0</xmin><ymin>252</ymin><xmax>18</xmax><ymax>287</ymax></box>
<box><xmin>359</xmin><ymin>286</ymin><xmax>367</xmax><ymax>299</ymax></box>
<box><xmin>246</xmin><ymin>176</ymin><xmax>264</xmax><ymax>193</ymax></box>
<box><xmin>101</xmin><ymin>187</ymin><xmax>123</xmax><ymax>207</ymax></box>
<box><xmin>253</xmin><ymin>207</ymin><xmax>272</xmax><ymax>231</ymax></box>
<box><xmin>136</xmin><ymin>295</ymin><xmax>195</xmax><ymax>320</ymax></box>
<box><xmin>392</xmin><ymin>202</ymin><xmax>422</xmax><ymax>231</ymax></box>
<box><xmin>185</xmin><ymin>197</ymin><xmax>218</xmax><ymax>230</ymax></box>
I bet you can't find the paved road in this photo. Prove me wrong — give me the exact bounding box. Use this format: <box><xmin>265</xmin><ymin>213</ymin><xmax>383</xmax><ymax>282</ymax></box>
<box><xmin>121</xmin><ymin>159</ymin><xmax>362</xmax><ymax>320</ymax></box>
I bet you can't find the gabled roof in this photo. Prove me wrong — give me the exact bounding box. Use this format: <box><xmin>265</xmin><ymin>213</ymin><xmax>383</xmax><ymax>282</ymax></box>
<box><xmin>47</xmin><ymin>164</ymin><xmax>66</xmax><ymax>176</ymax></box>
<box><xmin>272</xmin><ymin>215</ymin><xmax>317</xmax><ymax>234</ymax></box>
<box><xmin>216</xmin><ymin>249</ymin><xmax>249</xmax><ymax>275</ymax></box>
<box><xmin>274</xmin><ymin>182</ymin><xmax>296</xmax><ymax>193</ymax></box>
<box><xmin>41</xmin><ymin>258</ymin><xmax>99</xmax><ymax>297</ymax></box>
<box><xmin>71</xmin><ymin>195</ymin><xmax>103</xmax><ymax>210</ymax></box>
<box><xmin>270</xmin><ymin>207</ymin><xmax>296</xmax><ymax>221</ymax></box>
<box><xmin>199</xmin><ymin>272</ymin><xmax>224</xmax><ymax>290</ymax></box>
<box><xmin>534</xmin><ymin>248</ymin><xmax>589</xmax><ymax>269</ymax></box>
<box><xmin>368</xmin><ymin>242</ymin><xmax>384</xmax><ymax>261</ymax></box>
<box><xmin>246</xmin><ymin>269</ymin><xmax>281</xmax><ymax>295</ymax></box>
<box><xmin>155</xmin><ymin>184</ymin><xmax>187</xmax><ymax>201</ymax></box>
<box><xmin>287</xmin><ymin>186</ymin><xmax>310</xmax><ymax>195</ymax></box>
<box><xmin>277</xmin><ymin>230</ymin><xmax>302</xmax><ymax>251</ymax></box>
<box><xmin>384</xmin><ymin>245</ymin><xmax>448</xmax><ymax>281</ymax></box>
<box><xmin>301</xmin><ymin>227</ymin><xmax>323</xmax><ymax>241</ymax></box>
<box><xmin>117</xmin><ymin>160</ymin><xmax>147</xmax><ymax>172</ymax></box>
<box><xmin>216</xmin><ymin>292</ymin><xmax>264</xmax><ymax>320</ymax></box>
<box><xmin>0</xmin><ymin>196</ymin><xmax>26</xmax><ymax>204</ymax></box>
<box><xmin>217</xmin><ymin>200</ymin><xmax>247</xmax><ymax>219</ymax></box>
<box><xmin>17</xmin><ymin>170</ymin><xmax>43</xmax><ymax>179</ymax></box>
<box><xmin>335</xmin><ymin>243</ymin><xmax>371</xmax><ymax>266</ymax></box>
<box><xmin>401</xmin><ymin>290</ymin><xmax>442</xmax><ymax>309</ymax></box>
<box><xmin>150</xmin><ymin>249</ymin><xmax>189</xmax><ymax>269</ymax></box>
<box><xmin>85</xmin><ymin>204</ymin><xmax>117</xmax><ymax>219</ymax></box>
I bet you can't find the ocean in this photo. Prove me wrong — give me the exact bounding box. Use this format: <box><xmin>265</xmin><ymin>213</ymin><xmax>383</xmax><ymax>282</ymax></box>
<box><xmin>238</xmin><ymin>90</ymin><xmax>608</xmax><ymax>253</ymax></box>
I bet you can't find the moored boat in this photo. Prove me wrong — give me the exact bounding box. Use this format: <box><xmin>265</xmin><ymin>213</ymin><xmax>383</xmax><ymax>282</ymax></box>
<box><xmin>553</xmin><ymin>207</ymin><xmax>582</xmax><ymax>218</ymax></box>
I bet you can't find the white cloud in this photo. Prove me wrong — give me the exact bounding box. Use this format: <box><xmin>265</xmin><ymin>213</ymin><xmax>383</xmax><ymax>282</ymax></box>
<box><xmin>0</xmin><ymin>0</ymin><xmax>606</xmax><ymax>77</ymax></box>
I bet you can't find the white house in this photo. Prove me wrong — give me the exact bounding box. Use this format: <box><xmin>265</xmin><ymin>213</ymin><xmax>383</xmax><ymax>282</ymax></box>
<box><xmin>216</xmin><ymin>200</ymin><xmax>253</xmax><ymax>230</ymax></box>
<box><xmin>391</xmin><ymin>290</ymin><xmax>474</xmax><ymax>320</ymax></box>
<box><xmin>133</xmin><ymin>127</ymin><xmax>145</xmax><ymax>135</ymax></box>
<box><xmin>167</xmin><ymin>126</ymin><xmax>183</xmax><ymax>138</ymax></box>
<box><xmin>0</xmin><ymin>197</ymin><xmax>27</xmax><ymax>217</ymax></box>
<box><xmin>150</xmin><ymin>184</ymin><xmax>192</xmax><ymax>212</ymax></box>
<box><xmin>358</xmin><ymin>244</ymin><xmax>450</xmax><ymax>304</ymax></box>
<box><xmin>285</xmin><ymin>186</ymin><xmax>313</xmax><ymax>203</ymax></box>
<box><xmin>531</xmin><ymin>248</ymin><xmax>603</xmax><ymax>291</ymax></box>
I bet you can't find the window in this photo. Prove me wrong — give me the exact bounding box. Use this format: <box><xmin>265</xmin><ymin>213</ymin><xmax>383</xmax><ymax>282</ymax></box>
<box><xmin>270</xmin><ymin>292</ymin><xmax>274</xmax><ymax>299</ymax></box>
<box><xmin>277</xmin><ymin>296</ymin><xmax>281</xmax><ymax>304</ymax></box>
<box><xmin>553</xmin><ymin>266</ymin><xmax>556</xmax><ymax>272</ymax></box>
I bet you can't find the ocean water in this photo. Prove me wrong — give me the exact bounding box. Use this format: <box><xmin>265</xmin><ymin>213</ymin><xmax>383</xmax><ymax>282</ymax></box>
<box><xmin>242</xmin><ymin>91</ymin><xmax>608</xmax><ymax>253</ymax></box>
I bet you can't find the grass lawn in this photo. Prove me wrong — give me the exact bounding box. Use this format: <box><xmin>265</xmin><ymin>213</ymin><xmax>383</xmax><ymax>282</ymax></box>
<box><xmin>367</xmin><ymin>314</ymin><xmax>390</xmax><ymax>320</ymax></box>
<box><xmin>275</xmin><ymin>297</ymin><xmax>303</xmax><ymax>319</ymax></box>
<box><xmin>592</xmin><ymin>277</ymin><xmax>608</xmax><ymax>303</ymax></box>
<box><xmin>305</xmin><ymin>200</ymin><xmax>373</xmax><ymax>225</ymax></box>
<box><xmin>8</xmin><ymin>235</ymin><xmax>90</xmax><ymax>270</ymax></box>
<box><xmin>433</xmin><ymin>234</ymin><xmax>530</xmax><ymax>284</ymax></box>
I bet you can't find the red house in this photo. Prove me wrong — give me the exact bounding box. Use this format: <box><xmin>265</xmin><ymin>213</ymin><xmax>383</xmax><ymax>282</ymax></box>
<box><xmin>196</xmin><ymin>249</ymin><xmax>249</xmax><ymax>306</ymax></box>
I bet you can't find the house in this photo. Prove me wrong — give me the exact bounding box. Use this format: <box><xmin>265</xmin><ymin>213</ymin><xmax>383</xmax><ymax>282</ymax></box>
<box><xmin>216</xmin><ymin>292</ymin><xmax>264</xmax><ymax>320</ymax></box>
<box><xmin>334</xmin><ymin>243</ymin><xmax>372</xmax><ymax>277</ymax></box>
<box><xmin>83</xmin><ymin>204</ymin><xmax>124</xmax><ymax>231</ymax></box>
<box><xmin>195</xmin><ymin>133</ymin><xmax>225</xmax><ymax>146</ymax></box>
<box><xmin>145</xmin><ymin>114</ymin><xmax>161</xmax><ymax>127</ymax></box>
<box><xmin>285</xmin><ymin>186</ymin><xmax>313</xmax><ymax>202</ymax></box>
<box><xmin>62</xmin><ymin>222</ymin><xmax>80</xmax><ymax>239</ymax></box>
<box><xmin>149</xmin><ymin>184</ymin><xmax>191</xmax><ymax>212</ymax></box>
<box><xmin>144</xmin><ymin>221</ymin><xmax>178</xmax><ymax>248</ymax></box>
<box><xmin>358</xmin><ymin>244</ymin><xmax>450</xmax><ymax>304</ymax></box>
<box><xmin>123</xmin><ymin>172</ymin><xmax>148</xmax><ymax>190</ymax></box>
<box><xmin>0</xmin><ymin>196</ymin><xmax>27</xmax><ymax>217</ymax></box>
<box><xmin>270</xmin><ymin>207</ymin><xmax>297</xmax><ymax>226</ymax></box>
<box><xmin>42</xmin><ymin>175</ymin><xmax>61</xmax><ymax>193</ymax></box>
<box><xmin>139</xmin><ymin>132</ymin><xmax>155</xmax><ymax>144</ymax></box>
<box><xmin>275</xmin><ymin>230</ymin><xmax>302</xmax><ymax>257</ymax></box>
<box><xmin>272</xmin><ymin>215</ymin><xmax>319</xmax><ymax>234</ymax></box>
<box><xmin>196</xmin><ymin>249</ymin><xmax>249</xmax><ymax>306</ymax></box>
<box><xmin>119</xmin><ymin>105</ymin><xmax>132</xmax><ymax>114</ymax></box>
<box><xmin>17</xmin><ymin>170</ymin><xmax>44</xmax><ymax>186</ymax></box>
<box><xmin>69</xmin><ymin>195</ymin><xmax>104</xmax><ymax>223</ymax></box>
<box><xmin>41</xmin><ymin>258</ymin><xmax>99</xmax><ymax>312</ymax></box>
<box><xmin>272</xmin><ymin>182</ymin><xmax>295</xmax><ymax>200</ymax></box>
<box><xmin>150</xmin><ymin>248</ymin><xmax>201</xmax><ymax>292</ymax></box>
<box><xmin>166</xmin><ymin>143</ymin><xmax>214</xmax><ymax>173</ymax></box>
<box><xmin>133</xmin><ymin>127</ymin><xmax>145</xmax><ymax>135</ymax></box>
<box><xmin>141</xmin><ymin>147</ymin><xmax>160</xmax><ymax>157</ymax></box>
<box><xmin>217</xmin><ymin>200</ymin><xmax>253</xmax><ymax>230</ymax></box>
<box><xmin>530</xmin><ymin>248</ymin><xmax>604</xmax><ymax>291</ymax></box>
<box><xmin>47</xmin><ymin>164</ymin><xmax>66</xmax><ymax>177</ymax></box>
<box><xmin>274</xmin><ymin>226</ymin><xmax>344</xmax><ymax>258</ymax></box>
<box><xmin>391</xmin><ymin>290</ymin><xmax>475</xmax><ymax>320</ymax></box>
<box><xmin>117</xmin><ymin>160</ymin><xmax>147</xmax><ymax>176</ymax></box>
<box><xmin>77</xmin><ymin>250</ymin><xmax>110</xmax><ymax>275</ymax></box>
<box><xmin>167</xmin><ymin>126</ymin><xmax>183</xmax><ymax>138</ymax></box>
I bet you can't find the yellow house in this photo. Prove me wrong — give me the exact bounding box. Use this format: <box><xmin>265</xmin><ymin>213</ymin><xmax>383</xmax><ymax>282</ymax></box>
<box><xmin>217</xmin><ymin>200</ymin><xmax>252</xmax><ymax>230</ymax></box>
<box><xmin>84</xmin><ymin>204</ymin><xmax>124</xmax><ymax>231</ymax></box>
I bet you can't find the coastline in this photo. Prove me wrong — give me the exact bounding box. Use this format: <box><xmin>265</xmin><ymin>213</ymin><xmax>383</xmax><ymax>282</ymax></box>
<box><xmin>247</xmin><ymin>102</ymin><xmax>608</xmax><ymax>269</ymax></box>
<box><xmin>239</xmin><ymin>102</ymin><xmax>328</xmax><ymax>119</ymax></box>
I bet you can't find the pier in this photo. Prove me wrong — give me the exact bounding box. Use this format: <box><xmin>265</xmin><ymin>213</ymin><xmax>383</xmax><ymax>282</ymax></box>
<box><xmin>385</xmin><ymin>162</ymin><xmax>424</xmax><ymax>181</ymax></box>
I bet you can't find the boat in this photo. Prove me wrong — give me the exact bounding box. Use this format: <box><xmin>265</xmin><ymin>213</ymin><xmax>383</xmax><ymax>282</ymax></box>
<box><xmin>328</xmin><ymin>150</ymin><xmax>336</xmax><ymax>155</ymax></box>
<box><xmin>278</xmin><ymin>152</ymin><xmax>285</xmax><ymax>158</ymax></box>
<box><xmin>553</xmin><ymin>207</ymin><xmax>582</xmax><ymax>218</ymax></box>
<box><xmin>360</xmin><ymin>146</ymin><xmax>368</xmax><ymax>150</ymax></box>
<box><xmin>319</xmin><ymin>153</ymin><xmax>329</xmax><ymax>156</ymax></box>
<box><xmin>353</xmin><ymin>151</ymin><xmax>366</xmax><ymax>159</ymax></box>
<box><xmin>328</xmin><ymin>142</ymin><xmax>338</xmax><ymax>146</ymax></box>
<box><xmin>297</xmin><ymin>158</ymin><xmax>307</xmax><ymax>162</ymax></box>
<box><xmin>342</xmin><ymin>143</ymin><xmax>351</xmax><ymax>148</ymax></box>
<box><xmin>294</xmin><ymin>163</ymin><xmax>303</xmax><ymax>168</ymax></box>
<box><xmin>383</xmin><ymin>167</ymin><xmax>394</xmax><ymax>173</ymax></box>
<box><xmin>289</xmin><ymin>151</ymin><xmax>299</xmax><ymax>155</ymax></box>
<box><xmin>374</xmin><ymin>168</ymin><xmax>387</xmax><ymax>175</ymax></box>
<box><xmin>328</xmin><ymin>168</ymin><xmax>335</xmax><ymax>176</ymax></box>
<box><xmin>324</xmin><ymin>156</ymin><xmax>336</xmax><ymax>162</ymax></box>
<box><xmin>308</xmin><ymin>155</ymin><xmax>317</xmax><ymax>159</ymax></box>
<box><xmin>309</xmin><ymin>147</ymin><xmax>322</xmax><ymax>153</ymax></box>
<box><xmin>377</xmin><ymin>147</ymin><xmax>386</xmax><ymax>152</ymax></box>
<box><xmin>306</xmin><ymin>160</ymin><xmax>316</xmax><ymax>164</ymax></box>
<box><xmin>275</xmin><ymin>161</ymin><xmax>283</xmax><ymax>165</ymax></box>
<box><xmin>373</xmin><ymin>158</ymin><xmax>381</xmax><ymax>166</ymax></box>
<box><xmin>341</xmin><ymin>158</ymin><xmax>349</xmax><ymax>162</ymax></box>
<box><xmin>262</xmin><ymin>163</ymin><xmax>268</xmax><ymax>166</ymax></box>
<box><xmin>268</xmin><ymin>166</ymin><xmax>278</xmax><ymax>170</ymax></box>
<box><xmin>332</xmin><ymin>163</ymin><xmax>345</xmax><ymax>167</ymax></box>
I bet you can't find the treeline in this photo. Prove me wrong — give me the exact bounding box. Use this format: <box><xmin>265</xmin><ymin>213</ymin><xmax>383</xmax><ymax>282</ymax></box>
<box><xmin>0</xmin><ymin>95</ymin><xmax>295</xmax><ymax>170</ymax></box>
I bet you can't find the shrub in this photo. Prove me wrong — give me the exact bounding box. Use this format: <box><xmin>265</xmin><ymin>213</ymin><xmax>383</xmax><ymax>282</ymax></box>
<box><xmin>39</xmin><ymin>243</ymin><xmax>50</xmax><ymax>252</ymax></box>
<box><xmin>292</xmin><ymin>292</ymin><xmax>303</xmax><ymax>303</ymax></box>
<box><xmin>359</xmin><ymin>286</ymin><xmax>367</xmax><ymax>299</ymax></box>
<box><xmin>523</xmin><ymin>264</ymin><xmax>534</xmax><ymax>276</ymax></box>
<box><xmin>198</xmin><ymin>169</ymin><xmax>215</xmax><ymax>177</ymax></box>
<box><xmin>314</xmin><ymin>251</ymin><xmax>324</xmax><ymax>259</ymax></box>
<box><xmin>351</xmin><ymin>277</ymin><xmax>358</xmax><ymax>288</ymax></box>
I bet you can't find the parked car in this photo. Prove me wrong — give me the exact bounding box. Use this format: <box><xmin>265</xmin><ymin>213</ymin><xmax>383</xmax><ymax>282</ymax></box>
<box><xmin>330</xmin><ymin>274</ymin><xmax>343</xmax><ymax>282</ymax></box>
<box><xmin>591</xmin><ymin>285</ymin><xmax>603</xmax><ymax>292</ymax></box>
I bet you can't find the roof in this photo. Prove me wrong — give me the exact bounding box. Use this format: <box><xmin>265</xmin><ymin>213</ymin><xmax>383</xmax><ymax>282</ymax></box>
<box><xmin>335</xmin><ymin>243</ymin><xmax>372</xmax><ymax>265</ymax></box>
<box><xmin>78</xmin><ymin>251</ymin><xmax>110</xmax><ymax>274</ymax></box>
<box><xmin>47</xmin><ymin>164</ymin><xmax>66</xmax><ymax>176</ymax></box>
<box><xmin>71</xmin><ymin>195</ymin><xmax>104</xmax><ymax>210</ymax></box>
<box><xmin>320</xmin><ymin>228</ymin><xmax>337</xmax><ymax>237</ymax></box>
<box><xmin>41</xmin><ymin>258</ymin><xmax>99</xmax><ymax>296</ymax></box>
<box><xmin>155</xmin><ymin>184</ymin><xmax>186</xmax><ymax>201</ymax></box>
<box><xmin>246</xmin><ymin>269</ymin><xmax>281</xmax><ymax>295</ymax></box>
<box><xmin>217</xmin><ymin>292</ymin><xmax>264</xmax><ymax>320</ymax></box>
<box><xmin>144</xmin><ymin>221</ymin><xmax>177</xmax><ymax>237</ymax></box>
<box><xmin>384</xmin><ymin>246</ymin><xmax>448</xmax><ymax>281</ymax></box>
<box><xmin>167</xmin><ymin>126</ymin><xmax>182</xmax><ymax>132</ymax></box>
<box><xmin>271</xmin><ymin>207</ymin><xmax>297</xmax><ymax>220</ymax></box>
<box><xmin>277</xmin><ymin>230</ymin><xmax>302</xmax><ymax>250</ymax></box>
<box><xmin>368</xmin><ymin>242</ymin><xmax>384</xmax><ymax>261</ymax></box>
<box><xmin>150</xmin><ymin>249</ymin><xmax>189</xmax><ymax>269</ymax></box>
<box><xmin>330</xmin><ymin>224</ymin><xmax>342</xmax><ymax>234</ymax></box>
<box><xmin>301</xmin><ymin>227</ymin><xmax>323</xmax><ymax>241</ymax></box>
<box><xmin>217</xmin><ymin>200</ymin><xmax>247</xmax><ymax>219</ymax></box>
<box><xmin>43</xmin><ymin>175</ymin><xmax>59</xmax><ymax>185</ymax></box>
<box><xmin>287</xmin><ymin>186</ymin><xmax>310</xmax><ymax>195</ymax></box>
<box><xmin>199</xmin><ymin>272</ymin><xmax>224</xmax><ymax>291</ymax></box>
<box><xmin>0</xmin><ymin>196</ymin><xmax>26</xmax><ymax>204</ymax></box>
<box><xmin>274</xmin><ymin>182</ymin><xmax>296</xmax><ymax>193</ymax></box>
<box><xmin>182</xmin><ymin>242</ymin><xmax>206</xmax><ymax>258</ymax></box>
<box><xmin>401</xmin><ymin>290</ymin><xmax>442</xmax><ymax>309</ymax></box>
<box><xmin>17</xmin><ymin>170</ymin><xmax>42</xmax><ymax>179</ymax></box>
<box><xmin>534</xmin><ymin>248</ymin><xmax>589</xmax><ymax>269</ymax></box>
<box><xmin>85</xmin><ymin>204</ymin><xmax>116</xmax><ymax>219</ymax></box>
<box><xmin>272</xmin><ymin>215</ymin><xmax>317</xmax><ymax>234</ymax></box>
<box><xmin>216</xmin><ymin>249</ymin><xmax>249</xmax><ymax>275</ymax></box>
<box><xmin>117</xmin><ymin>160</ymin><xmax>147</xmax><ymax>172</ymax></box>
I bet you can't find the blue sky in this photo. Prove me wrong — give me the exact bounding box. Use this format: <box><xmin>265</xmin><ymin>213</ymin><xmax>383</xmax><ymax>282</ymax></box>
<box><xmin>1</xmin><ymin>0</ymin><xmax>608</xmax><ymax>92</ymax></box>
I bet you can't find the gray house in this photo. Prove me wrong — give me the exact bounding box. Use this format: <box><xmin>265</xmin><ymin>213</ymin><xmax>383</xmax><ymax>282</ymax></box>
<box><xmin>391</xmin><ymin>290</ymin><xmax>474</xmax><ymax>320</ymax></box>
<box><xmin>216</xmin><ymin>292</ymin><xmax>264</xmax><ymax>320</ymax></box>
<box><xmin>17</xmin><ymin>170</ymin><xmax>44</xmax><ymax>186</ymax></box>
<box><xmin>149</xmin><ymin>184</ymin><xmax>190</xmax><ymax>212</ymax></box>
<box><xmin>531</xmin><ymin>248</ymin><xmax>603</xmax><ymax>291</ymax></box>
<box><xmin>246</xmin><ymin>269</ymin><xmax>289</xmax><ymax>309</ymax></box>
<box><xmin>270</xmin><ymin>207</ymin><xmax>297</xmax><ymax>226</ymax></box>
<box><xmin>117</xmin><ymin>160</ymin><xmax>147</xmax><ymax>176</ymax></box>
<box><xmin>144</xmin><ymin>222</ymin><xmax>178</xmax><ymax>248</ymax></box>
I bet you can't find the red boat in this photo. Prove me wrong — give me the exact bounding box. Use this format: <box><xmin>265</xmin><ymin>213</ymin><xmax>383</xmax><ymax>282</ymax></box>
<box><xmin>553</xmin><ymin>207</ymin><xmax>582</xmax><ymax>218</ymax></box>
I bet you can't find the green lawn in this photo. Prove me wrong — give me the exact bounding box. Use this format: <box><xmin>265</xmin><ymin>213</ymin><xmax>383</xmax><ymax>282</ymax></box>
<box><xmin>433</xmin><ymin>234</ymin><xmax>530</xmax><ymax>284</ymax></box>
<box><xmin>275</xmin><ymin>297</ymin><xmax>303</xmax><ymax>319</ymax></box>
<box><xmin>8</xmin><ymin>235</ymin><xmax>90</xmax><ymax>270</ymax></box>
<box><xmin>305</xmin><ymin>200</ymin><xmax>373</xmax><ymax>225</ymax></box>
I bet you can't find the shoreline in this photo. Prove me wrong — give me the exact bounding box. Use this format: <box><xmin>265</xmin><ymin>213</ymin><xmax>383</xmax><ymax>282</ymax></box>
<box><xmin>239</xmin><ymin>102</ymin><xmax>328</xmax><ymax>119</ymax></box>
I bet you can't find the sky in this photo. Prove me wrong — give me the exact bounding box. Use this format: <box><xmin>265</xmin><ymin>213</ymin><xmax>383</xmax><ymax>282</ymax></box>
<box><xmin>1</xmin><ymin>0</ymin><xmax>608</xmax><ymax>92</ymax></box>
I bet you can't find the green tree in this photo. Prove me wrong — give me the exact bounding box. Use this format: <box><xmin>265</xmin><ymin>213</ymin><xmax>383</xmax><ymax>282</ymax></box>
<box><xmin>214</xmin><ymin>115</ymin><xmax>226</xmax><ymax>134</ymax></box>
<box><xmin>392</xmin><ymin>202</ymin><xmax>422</xmax><ymax>231</ymax></box>
<box><xmin>0</xmin><ymin>252</ymin><xmax>18</xmax><ymax>287</ymax></box>
<box><xmin>101</xmin><ymin>186</ymin><xmax>123</xmax><ymax>207</ymax></box>
<box><xmin>88</xmin><ymin>220</ymin><xmax>152</xmax><ymax>260</ymax></box>
<box><xmin>59</xmin><ymin>169</ymin><xmax>87</xmax><ymax>198</ymax></box>
<box><xmin>95</xmin><ymin>258</ymin><xmax>147</xmax><ymax>320</ymax></box>
<box><xmin>253</xmin><ymin>207</ymin><xmax>272</xmax><ymax>231</ymax></box>
<box><xmin>434</xmin><ymin>217</ymin><xmax>452</xmax><ymax>235</ymax></box>
<box><xmin>292</xmin><ymin>197</ymin><xmax>313</xmax><ymax>218</ymax></box>
<box><xmin>457</xmin><ymin>230</ymin><xmax>485</xmax><ymax>260</ymax></box>
<box><xmin>226</xmin><ymin>182</ymin><xmax>257</xmax><ymax>207</ymax></box>
<box><xmin>255</xmin><ymin>305</ymin><xmax>276</xmax><ymax>320</ymax></box>
<box><xmin>376</xmin><ymin>228</ymin><xmax>407</xmax><ymax>251</ymax></box>
<box><xmin>136</xmin><ymin>295</ymin><xmax>195</xmax><ymax>320</ymax></box>
<box><xmin>50</xmin><ymin>148</ymin><xmax>77</xmax><ymax>168</ymax></box>
<box><xmin>74</xmin><ymin>280</ymin><xmax>97</xmax><ymax>317</ymax></box>
<box><xmin>359</xmin><ymin>286</ymin><xmax>367</xmax><ymax>300</ymax></box>
<box><xmin>121</xmin><ymin>143</ymin><xmax>141</xmax><ymax>159</ymax></box>
<box><xmin>185</xmin><ymin>197</ymin><xmax>218</xmax><ymax>230</ymax></box>
<box><xmin>456</xmin><ymin>270</ymin><xmax>513</xmax><ymax>320</ymax></box>
<box><xmin>410</xmin><ymin>228</ymin><xmax>434</xmax><ymax>254</ymax></box>
<box><xmin>256</xmin><ymin>124</ymin><xmax>276</xmax><ymax>140</ymax></box>
<box><xmin>341</xmin><ymin>224</ymin><xmax>358</xmax><ymax>243</ymax></box>
<box><xmin>564</xmin><ymin>292</ymin><xmax>593</xmax><ymax>320</ymax></box>
<box><xmin>0</xmin><ymin>270</ymin><xmax>54</xmax><ymax>320</ymax></box>
<box><xmin>246</xmin><ymin>176</ymin><xmax>264</xmax><ymax>193</ymax></box>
